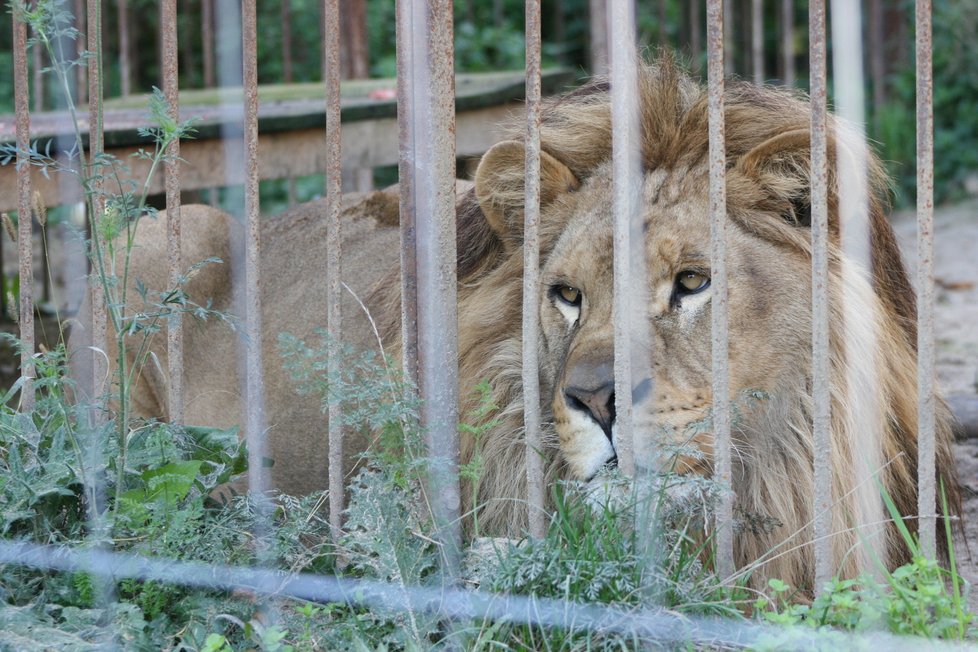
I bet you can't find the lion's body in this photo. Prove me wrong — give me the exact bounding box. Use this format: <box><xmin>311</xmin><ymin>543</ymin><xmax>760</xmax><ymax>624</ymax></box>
<box><xmin>70</xmin><ymin>192</ymin><xmax>403</xmax><ymax>496</ymax></box>
<box><xmin>72</xmin><ymin>60</ymin><xmax>959</xmax><ymax>597</ymax></box>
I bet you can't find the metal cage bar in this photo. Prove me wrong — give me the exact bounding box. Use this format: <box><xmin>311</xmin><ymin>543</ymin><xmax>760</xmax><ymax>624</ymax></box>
<box><xmin>87</xmin><ymin>0</ymin><xmax>108</xmax><ymax>413</ymax></box>
<box><xmin>405</xmin><ymin>0</ymin><xmax>462</xmax><ymax>576</ymax></box>
<box><xmin>241</xmin><ymin>0</ymin><xmax>268</xmax><ymax>493</ymax></box>
<box><xmin>523</xmin><ymin>0</ymin><xmax>546</xmax><ymax>540</ymax></box>
<box><xmin>13</xmin><ymin>0</ymin><xmax>34</xmax><ymax>411</ymax></box>
<box><xmin>396</xmin><ymin>0</ymin><xmax>419</xmax><ymax>391</ymax></box>
<box><xmin>161</xmin><ymin>0</ymin><xmax>184</xmax><ymax>425</ymax></box>
<box><xmin>323</xmin><ymin>0</ymin><xmax>345</xmax><ymax>544</ymax></box>
<box><xmin>751</xmin><ymin>0</ymin><xmax>763</xmax><ymax>83</ymax></box>
<box><xmin>831</xmin><ymin>0</ymin><xmax>882</xmax><ymax>587</ymax></box>
<box><xmin>782</xmin><ymin>0</ymin><xmax>794</xmax><ymax>87</ymax></box>
<box><xmin>608</xmin><ymin>0</ymin><xmax>640</xmax><ymax>479</ymax></box>
<box><xmin>706</xmin><ymin>0</ymin><xmax>733</xmax><ymax>580</ymax></box>
<box><xmin>809</xmin><ymin>0</ymin><xmax>833</xmax><ymax>593</ymax></box>
<box><xmin>915</xmin><ymin>0</ymin><xmax>936</xmax><ymax>559</ymax></box>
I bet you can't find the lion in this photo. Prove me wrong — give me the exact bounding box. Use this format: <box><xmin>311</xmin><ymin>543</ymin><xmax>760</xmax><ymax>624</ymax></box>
<box><xmin>370</xmin><ymin>60</ymin><xmax>961</xmax><ymax>594</ymax></box>
<box><xmin>71</xmin><ymin>59</ymin><xmax>959</xmax><ymax>597</ymax></box>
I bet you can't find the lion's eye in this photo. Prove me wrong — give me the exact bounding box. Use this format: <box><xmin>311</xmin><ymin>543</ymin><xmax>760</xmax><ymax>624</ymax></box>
<box><xmin>554</xmin><ymin>285</ymin><xmax>582</xmax><ymax>307</ymax></box>
<box><xmin>676</xmin><ymin>271</ymin><xmax>710</xmax><ymax>294</ymax></box>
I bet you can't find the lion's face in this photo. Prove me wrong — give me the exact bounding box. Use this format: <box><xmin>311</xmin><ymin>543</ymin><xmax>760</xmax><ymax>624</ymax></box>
<box><xmin>537</xmin><ymin>164</ymin><xmax>812</xmax><ymax>481</ymax></box>
<box><xmin>476</xmin><ymin>140</ymin><xmax>818</xmax><ymax>484</ymax></box>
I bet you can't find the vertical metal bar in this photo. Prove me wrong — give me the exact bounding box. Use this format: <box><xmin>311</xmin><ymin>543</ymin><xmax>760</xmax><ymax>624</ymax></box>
<box><xmin>88</xmin><ymin>0</ymin><xmax>107</xmax><ymax>412</ymax></box>
<box><xmin>831</xmin><ymin>0</ymin><xmax>882</xmax><ymax>582</ymax></box>
<box><xmin>32</xmin><ymin>34</ymin><xmax>43</xmax><ymax>111</ymax></box>
<box><xmin>202</xmin><ymin>0</ymin><xmax>215</xmax><ymax>88</ymax></box>
<box><xmin>410</xmin><ymin>0</ymin><xmax>461</xmax><ymax>576</ymax></box>
<box><xmin>809</xmin><ymin>0</ymin><xmax>832</xmax><ymax>594</ymax></box>
<box><xmin>282</xmin><ymin>0</ymin><xmax>293</xmax><ymax>82</ymax></box>
<box><xmin>690</xmin><ymin>0</ymin><xmax>701</xmax><ymax>71</ymax></box>
<box><xmin>723</xmin><ymin>0</ymin><xmax>733</xmax><ymax>76</ymax></box>
<box><xmin>118</xmin><ymin>0</ymin><xmax>131</xmax><ymax>96</ymax></box>
<box><xmin>707</xmin><ymin>0</ymin><xmax>733</xmax><ymax>579</ymax></box>
<box><xmin>161</xmin><ymin>0</ymin><xmax>183</xmax><ymax>425</ymax></box>
<box><xmin>323</xmin><ymin>0</ymin><xmax>344</xmax><ymax>545</ymax></box>
<box><xmin>915</xmin><ymin>0</ymin><xmax>936</xmax><ymax>559</ymax></box>
<box><xmin>72</xmin><ymin>0</ymin><xmax>86</xmax><ymax>104</ymax></box>
<box><xmin>608</xmin><ymin>0</ymin><xmax>639</xmax><ymax>478</ymax></box>
<box><xmin>242</xmin><ymin>0</ymin><xmax>268</xmax><ymax>493</ymax></box>
<box><xmin>396</xmin><ymin>0</ymin><xmax>419</xmax><ymax>390</ymax></box>
<box><xmin>589</xmin><ymin>0</ymin><xmax>608</xmax><ymax>76</ymax></box>
<box><xmin>523</xmin><ymin>0</ymin><xmax>546</xmax><ymax>540</ymax></box>
<box><xmin>752</xmin><ymin>0</ymin><xmax>763</xmax><ymax>83</ymax></box>
<box><xmin>782</xmin><ymin>0</ymin><xmax>794</xmax><ymax>87</ymax></box>
<box><xmin>869</xmin><ymin>0</ymin><xmax>885</xmax><ymax>132</ymax></box>
<box><xmin>13</xmin><ymin>0</ymin><xmax>34</xmax><ymax>411</ymax></box>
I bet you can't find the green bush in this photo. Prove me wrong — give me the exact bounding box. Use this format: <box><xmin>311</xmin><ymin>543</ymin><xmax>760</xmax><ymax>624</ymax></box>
<box><xmin>874</xmin><ymin>0</ymin><xmax>978</xmax><ymax>206</ymax></box>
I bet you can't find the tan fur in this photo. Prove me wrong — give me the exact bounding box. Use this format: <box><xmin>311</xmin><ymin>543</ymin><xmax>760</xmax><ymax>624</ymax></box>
<box><xmin>371</xmin><ymin>59</ymin><xmax>959</xmax><ymax>595</ymax></box>
<box><xmin>73</xmin><ymin>59</ymin><xmax>960</xmax><ymax>598</ymax></box>
<box><xmin>70</xmin><ymin>193</ymin><xmax>405</xmax><ymax>496</ymax></box>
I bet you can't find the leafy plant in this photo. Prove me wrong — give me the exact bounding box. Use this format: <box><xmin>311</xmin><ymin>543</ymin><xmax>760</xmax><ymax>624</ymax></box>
<box><xmin>873</xmin><ymin>0</ymin><xmax>978</xmax><ymax>205</ymax></box>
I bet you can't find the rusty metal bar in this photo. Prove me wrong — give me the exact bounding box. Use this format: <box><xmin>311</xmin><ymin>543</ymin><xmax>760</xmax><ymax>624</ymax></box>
<box><xmin>396</xmin><ymin>0</ymin><xmax>419</xmax><ymax>389</ymax></box>
<box><xmin>915</xmin><ymin>0</ymin><xmax>936</xmax><ymax>559</ymax></box>
<box><xmin>161</xmin><ymin>0</ymin><xmax>183</xmax><ymax>425</ymax></box>
<box><xmin>408</xmin><ymin>0</ymin><xmax>461</xmax><ymax>575</ymax></box>
<box><xmin>32</xmin><ymin>34</ymin><xmax>43</xmax><ymax>110</ymax></box>
<box><xmin>201</xmin><ymin>0</ymin><xmax>215</xmax><ymax>88</ymax></box>
<box><xmin>323</xmin><ymin>0</ymin><xmax>345</xmax><ymax>544</ymax></box>
<box><xmin>72</xmin><ymin>0</ymin><xmax>86</xmax><ymax>104</ymax></box>
<box><xmin>608</xmin><ymin>0</ymin><xmax>639</xmax><ymax>478</ymax></box>
<box><xmin>809</xmin><ymin>0</ymin><xmax>832</xmax><ymax>594</ymax></box>
<box><xmin>782</xmin><ymin>0</ymin><xmax>794</xmax><ymax>87</ymax></box>
<box><xmin>13</xmin><ymin>0</ymin><xmax>34</xmax><ymax>411</ymax></box>
<box><xmin>242</xmin><ymin>0</ymin><xmax>268</xmax><ymax>493</ymax></box>
<box><xmin>88</xmin><ymin>0</ymin><xmax>107</xmax><ymax>411</ymax></box>
<box><xmin>706</xmin><ymin>0</ymin><xmax>733</xmax><ymax>579</ymax></box>
<box><xmin>723</xmin><ymin>0</ymin><xmax>733</xmax><ymax>77</ymax></box>
<box><xmin>523</xmin><ymin>0</ymin><xmax>546</xmax><ymax>539</ymax></box>
<box><xmin>118</xmin><ymin>0</ymin><xmax>131</xmax><ymax>96</ymax></box>
<box><xmin>752</xmin><ymin>0</ymin><xmax>764</xmax><ymax>83</ymax></box>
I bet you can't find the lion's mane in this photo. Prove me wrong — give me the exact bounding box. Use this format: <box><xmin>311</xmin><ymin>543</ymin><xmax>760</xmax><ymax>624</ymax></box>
<box><xmin>369</xmin><ymin>59</ymin><xmax>959</xmax><ymax>595</ymax></box>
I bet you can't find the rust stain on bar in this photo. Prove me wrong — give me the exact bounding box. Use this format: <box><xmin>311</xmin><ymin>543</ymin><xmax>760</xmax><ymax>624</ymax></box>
<box><xmin>523</xmin><ymin>0</ymin><xmax>545</xmax><ymax>539</ymax></box>
<box><xmin>608</xmin><ymin>0</ymin><xmax>639</xmax><ymax>478</ymax></box>
<box><xmin>396</xmin><ymin>0</ymin><xmax>419</xmax><ymax>390</ymax></box>
<box><xmin>161</xmin><ymin>0</ymin><xmax>184</xmax><ymax>425</ymax></box>
<box><xmin>809</xmin><ymin>0</ymin><xmax>832</xmax><ymax>594</ymax></box>
<box><xmin>915</xmin><ymin>0</ymin><xmax>936</xmax><ymax>559</ymax></box>
<box><xmin>706</xmin><ymin>0</ymin><xmax>733</xmax><ymax>580</ymax></box>
<box><xmin>242</xmin><ymin>0</ymin><xmax>268</xmax><ymax>493</ymax></box>
<box><xmin>87</xmin><ymin>0</ymin><xmax>107</xmax><ymax>413</ymax></box>
<box><xmin>13</xmin><ymin>3</ymin><xmax>34</xmax><ymax>411</ymax></box>
<box><xmin>410</xmin><ymin>0</ymin><xmax>461</xmax><ymax>576</ymax></box>
<box><xmin>323</xmin><ymin>0</ymin><xmax>344</xmax><ymax>544</ymax></box>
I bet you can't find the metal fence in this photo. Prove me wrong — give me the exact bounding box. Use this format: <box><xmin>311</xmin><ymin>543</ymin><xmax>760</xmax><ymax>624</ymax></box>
<box><xmin>2</xmin><ymin>0</ymin><xmax>946</xmax><ymax>644</ymax></box>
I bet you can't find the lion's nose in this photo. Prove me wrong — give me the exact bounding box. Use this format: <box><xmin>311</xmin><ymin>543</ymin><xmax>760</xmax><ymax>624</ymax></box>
<box><xmin>564</xmin><ymin>381</ymin><xmax>616</xmax><ymax>441</ymax></box>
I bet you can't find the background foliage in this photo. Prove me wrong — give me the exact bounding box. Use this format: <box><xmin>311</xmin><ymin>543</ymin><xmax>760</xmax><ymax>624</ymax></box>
<box><xmin>0</xmin><ymin>0</ymin><xmax>976</xmax><ymax>204</ymax></box>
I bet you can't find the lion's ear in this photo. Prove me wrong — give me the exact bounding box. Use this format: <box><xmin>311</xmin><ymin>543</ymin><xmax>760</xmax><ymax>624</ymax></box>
<box><xmin>474</xmin><ymin>140</ymin><xmax>580</xmax><ymax>246</ymax></box>
<box><xmin>733</xmin><ymin>128</ymin><xmax>835</xmax><ymax>229</ymax></box>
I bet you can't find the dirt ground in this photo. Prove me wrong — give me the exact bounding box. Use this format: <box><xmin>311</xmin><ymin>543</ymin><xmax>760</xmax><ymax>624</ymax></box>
<box><xmin>892</xmin><ymin>199</ymin><xmax>978</xmax><ymax>600</ymax></box>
